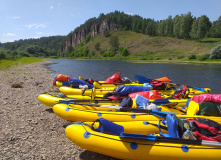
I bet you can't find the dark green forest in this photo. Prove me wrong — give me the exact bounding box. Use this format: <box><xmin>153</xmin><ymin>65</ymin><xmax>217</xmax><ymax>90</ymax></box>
<box><xmin>71</xmin><ymin>11</ymin><xmax>221</xmax><ymax>39</ymax></box>
<box><xmin>1</xmin><ymin>11</ymin><xmax>221</xmax><ymax>61</ymax></box>
<box><xmin>0</xmin><ymin>36</ymin><xmax>66</xmax><ymax>59</ymax></box>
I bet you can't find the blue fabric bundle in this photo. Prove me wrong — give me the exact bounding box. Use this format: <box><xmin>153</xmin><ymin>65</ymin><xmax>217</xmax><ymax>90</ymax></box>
<box><xmin>115</xmin><ymin>85</ymin><xmax>151</xmax><ymax>96</ymax></box>
<box><xmin>69</xmin><ymin>78</ymin><xmax>94</xmax><ymax>89</ymax></box>
<box><xmin>92</xmin><ymin>118</ymin><xmax>124</xmax><ymax>136</ymax></box>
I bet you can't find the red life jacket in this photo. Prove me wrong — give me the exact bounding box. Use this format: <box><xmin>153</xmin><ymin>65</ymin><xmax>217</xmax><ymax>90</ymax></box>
<box><xmin>188</xmin><ymin>117</ymin><xmax>221</xmax><ymax>141</ymax></box>
<box><xmin>128</xmin><ymin>90</ymin><xmax>164</xmax><ymax>100</ymax></box>
<box><xmin>104</xmin><ymin>72</ymin><xmax>121</xmax><ymax>83</ymax></box>
<box><xmin>151</xmin><ymin>81</ymin><xmax>167</xmax><ymax>90</ymax></box>
<box><xmin>173</xmin><ymin>85</ymin><xmax>189</xmax><ymax>99</ymax></box>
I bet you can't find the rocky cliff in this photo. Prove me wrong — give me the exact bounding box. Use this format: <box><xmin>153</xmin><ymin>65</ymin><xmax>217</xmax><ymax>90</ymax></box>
<box><xmin>60</xmin><ymin>19</ymin><xmax>119</xmax><ymax>54</ymax></box>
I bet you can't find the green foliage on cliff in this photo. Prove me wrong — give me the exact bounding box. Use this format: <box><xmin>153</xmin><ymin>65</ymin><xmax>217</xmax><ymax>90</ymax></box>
<box><xmin>68</xmin><ymin>11</ymin><xmax>221</xmax><ymax>42</ymax></box>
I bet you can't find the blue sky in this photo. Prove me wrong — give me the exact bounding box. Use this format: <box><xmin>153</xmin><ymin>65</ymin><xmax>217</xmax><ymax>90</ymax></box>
<box><xmin>0</xmin><ymin>0</ymin><xmax>220</xmax><ymax>43</ymax></box>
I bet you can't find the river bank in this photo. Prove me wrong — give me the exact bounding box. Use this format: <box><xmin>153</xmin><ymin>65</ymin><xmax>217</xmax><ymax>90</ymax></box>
<box><xmin>0</xmin><ymin>60</ymin><xmax>118</xmax><ymax>159</ymax></box>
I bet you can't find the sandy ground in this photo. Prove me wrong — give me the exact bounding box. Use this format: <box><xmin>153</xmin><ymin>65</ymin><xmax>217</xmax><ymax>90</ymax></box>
<box><xmin>0</xmin><ymin>61</ymin><xmax>119</xmax><ymax>160</ymax></box>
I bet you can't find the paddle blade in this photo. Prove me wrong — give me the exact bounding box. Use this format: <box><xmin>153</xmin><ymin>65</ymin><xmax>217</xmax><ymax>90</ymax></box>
<box><xmin>134</xmin><ymin>75</ymin><xmax>152</xmax><ymax>83</ymax></box>
<box><xmin>151</xmin><ymin>99</ymin><xmax>170</xmax><ymax>105</ymax></box>
<box><xmin>191</xmin><ymin>87</ymin><xmax>206</xmax><ymax>92</ymax></box>
<box><xmin>120</xmin><ymin>132</ymin><xmax>156</xmax><ymax>141</ymax></box>
<box><xmin>58</xmin><ymin>100</ymin><xmax>75</xmax><ymax>104</ymax></box>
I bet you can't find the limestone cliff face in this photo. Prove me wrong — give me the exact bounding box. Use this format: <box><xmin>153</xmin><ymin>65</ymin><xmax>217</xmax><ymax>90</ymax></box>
<box><xmin>60</xmin><ymin>19</ymin><xmax>119</xmax><ymax>53</ymax></box>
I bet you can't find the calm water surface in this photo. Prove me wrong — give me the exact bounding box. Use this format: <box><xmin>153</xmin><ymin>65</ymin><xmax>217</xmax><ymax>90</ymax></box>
<box><xmin>45</xmin><ymin>59</ymin><xmax>221</xmax><ymax>94</ymax></box>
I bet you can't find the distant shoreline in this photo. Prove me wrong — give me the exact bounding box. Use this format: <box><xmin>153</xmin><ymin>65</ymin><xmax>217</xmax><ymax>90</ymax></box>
<box><xmin>57</xmin><ymin>57</ymin><xmax>221</xmax><ymax>65</ymax></box>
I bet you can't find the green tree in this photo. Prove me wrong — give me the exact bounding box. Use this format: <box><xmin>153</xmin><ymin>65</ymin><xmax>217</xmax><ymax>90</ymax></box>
<box><xmin>109</xmin><ymin>36</ymin><xmax>119</xmax><ymax>51</ymax></box>
<box><xmin>157</xmin><ymin>20</ymin><xmax>166</xmax><ymax>36</ymax></box>
<box><xmin>95</xmin><ymin>42</ymin><xmax>101</xmax><ymax>51</ymax></box>
<box><xmin>83</xmin><ymin>48</ymin><xmax>90</xmax><ymax>57</ymax></box>
<box><xmin>213</xmin><ymin>16</ymin><xmax>221</xmax><ymax>37</ymax></box>
<box><xmin>0</xmin><ymin>50</ymin><xmax>6</xmax><ymax>59</ymax></box>
<box><xmin>191</xmin><ymin>15</ymin><xmax>211</xmax><ymax>40</ymax></box>
<box><xmin>121</xmin><ymin>48</ymin><xmax>130</xmax><ymax>56</ymax></box>
<box><xmin>179</xmin><ymin>12</ymin><xmax>193</xmax><ymax>39</ymax></box>
<box><xmin>103</xmin><ymin>28</ymin><xmax>110</xmax><ymax>37</ymax></box>
<box><xmin>85</xmin><ymin>35</ymin><xmax>91</xmax><ymax>43</ymax></box>
<box><xmin>57</xmin><ymin>49</ymin><xmax>60</xmax><ymax>57</ymax></box>
<box><xmin>164</xmin><ymin>16</ymin><xmax>173</xmax><ymax>37</ymax></box>
<box><xmin>173</xmin><ymin>15</ymin><xmax>181</xmax><ymax>38</ymax></box>
<box><xmin>207</xmin><ymin>16</ymin><xmax>221</xmax><ymax>38</ymax></box>
<box><xmin>67</xmin><ymin>45</ymin><xmax>73</xmax><ymax>54</ymax></box>
<box><xmin>145</xmin><ymin>20</ymin><xmax>157</xmax><ymax>36</ymax></box>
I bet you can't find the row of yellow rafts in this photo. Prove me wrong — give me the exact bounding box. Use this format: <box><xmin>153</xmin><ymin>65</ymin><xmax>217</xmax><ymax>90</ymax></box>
<box><xmin>38</xmin><ymin>73</ymin><xmax>221</xmax><ymax>160</ymax></box>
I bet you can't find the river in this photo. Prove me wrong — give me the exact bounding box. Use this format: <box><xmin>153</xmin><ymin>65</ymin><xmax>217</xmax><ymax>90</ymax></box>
<box><xmin>45</xmin><ymin>59</ymin><xmax>221</xmax><ymax>94</ymax></box>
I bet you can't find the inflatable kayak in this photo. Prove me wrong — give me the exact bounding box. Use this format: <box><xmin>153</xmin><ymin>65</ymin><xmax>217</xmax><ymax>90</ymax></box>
<box><xmin>38</xmin><ymin>94</ymin><xmax>120</xmax><ymax>107</ymax></box>
<box><xmin>52</xmin><ymin>103</ymin><xmax>221</xmax><ymax>122</ymax></box>
<box><xmin>80</xmin><ymin>120</ymin><xmax>168</xmax><ymax>135</ymax></box>
<box><xmin>53</xmin><ymin>73</ymin><xmax>171</xmax><ymax>88</ymax></box>
<box><xmin>59</xmin><ymin>86</ymin><xmax>211</xmax><ymax>96</ymax></box>
<box><xmin>65</xmin><ymin>117</ymin><xmax>221</xmax><ymax>160</ymax></box>
<box><xmin>38</xmin><ymin>91</ymin><xmax>188</xmax><ymax>107</ymax></box>
<box><xmin>52</xmin><ymin>94</ymin><xmax>221</xmax><ymax>122</ymax></box>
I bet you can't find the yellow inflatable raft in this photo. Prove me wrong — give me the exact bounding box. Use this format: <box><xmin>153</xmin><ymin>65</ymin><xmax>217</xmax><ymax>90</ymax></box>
<box><xmin>54</xmin><ymin>80</ymin><xmax>143</xmax><ymax>88</ymax></box>
<box><xmin>52</xmin><ymin>102</ymin><xmax>221</xmax><ymax>122</ymax></box>
<box><xmin>38</xmin><ymin>94</ymin><xmax>120</xmax><ymax>107</ymax></box>
<box><xmin>82</xmin><ymin>120</ymin><xmax>168</xmax><ymax>135</ymax></box>
<box><xmin>59</xmin><ymin>86</ymin><xmax>211</xmax><ymax>96</ymax></box>
<box><xmin>65</xmin><ymin>121</ymin><xmax>221</xmax><ymax>160</ymax></box>
<box><xmin>38</xmin><ymin>93</ymin><xmax>188</xmax><ymax>107</ymax></box>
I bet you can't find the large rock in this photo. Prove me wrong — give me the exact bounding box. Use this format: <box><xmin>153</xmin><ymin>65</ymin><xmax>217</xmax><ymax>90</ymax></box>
<box><xmin>60</xmin><ymin>19</ymin><xmax>119</xmax><ymax>54</ymax></box>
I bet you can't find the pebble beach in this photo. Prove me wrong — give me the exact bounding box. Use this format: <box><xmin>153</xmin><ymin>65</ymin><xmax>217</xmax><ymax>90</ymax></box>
<box><xmin>0</xmin><ymin>60</ymin><xmax>118</xmax><ymax>160</ymax></box>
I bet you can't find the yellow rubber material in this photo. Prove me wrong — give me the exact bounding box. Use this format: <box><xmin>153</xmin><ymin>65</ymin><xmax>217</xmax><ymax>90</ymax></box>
<box><xmin>38</xmin><ymin>93</ymin><xmax>188</xmax><ymax>107</ymax></box>
<box><xmin>38</xmin><ymin>94</ymin><xmax>120</xmax><ymax>107</ymax></box>
<box><xmin>59</xmin><ymin>86</ymin><xmax>211</xmax><ymax>96</ymax></box>
<box><xmin>52</xmin><ymin>103</ymin><xmax>221</xmax><ymax>122</ymax></box>
<box><xmin>65</xmin><ymin>123</ymin><xmax>221</xmax><ymax>160</ymax></box>
<box><xmin>84</xmin><ymin>121</ymin><xmax>168</xmax><ymax>135</ymax></box>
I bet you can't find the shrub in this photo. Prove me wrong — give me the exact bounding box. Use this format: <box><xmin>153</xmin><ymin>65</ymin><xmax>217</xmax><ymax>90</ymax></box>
<box><xmin>95</xmin><ymin>42</ymin><xmax>100</xmax><ymax>51</ymax></box>
<box><xmin>177</xmin><ymin>55</ymin><xmax>185</xmax><ymax>59</ymax></box>
<box><xmin>109</xmin><ymin>36</ymin><xmax>119</xmax><ymax>50</ymax></box>
<box><xmin>140</xmin><ymin>57</ymin><xmax>147</xmax><ymax>60</ymax></box>
<box><xmin>85</xmin><ymin>35</ymin><xmax>91</xmax><ymax>44</ymax></box>
<box><xmin>89</xmin><ymin>51</ymin><xmax>96</xmax><ymax>57</ymax></box>
<box><xmin>121</xmin><ymin>48</ymin><xmax>130</xmax><ymax>56</ymax></box>
<box><xmin>188</xmin><ymin>54</ymin><xmax>196</xmax><ymax>60</ymax></box>
<box><xmin>100</xmin><ymin>49</ymin><xmax>106</xmax><ymax>55</ymax></box>
<box><xmin>153</xmin><ymin>57</ymin><xmax>162</xmax><ymax>60</ymax></box>
<box><xmin>209</xmin><ymin>45</ymin><xmax>221</xmax><ymax>59</ymax></box>
<box><xmin>103</xmin><ymin>28</ymin><xmax>110</xmax><ymax>37</ymax></box>
<box><xmin>103</xmin><ymin>50</ymin><xmax>114</xmax><ymax>57</ymax></box>
<box><xmin>199</xmin><ymin>53</ymin><xmax>210</xmax><ymax>61</ymax></box>
<box><xmin>0</xmin><ymin>51</ymin><xmax>6</xmax><ymax>59</ymax></box>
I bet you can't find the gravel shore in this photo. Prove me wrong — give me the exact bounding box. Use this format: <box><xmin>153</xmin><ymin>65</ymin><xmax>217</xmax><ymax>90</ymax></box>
<box><xmin>0</xmin><ymin>60</ymin><xmax>119</xmax><ymax>160</ymax></box>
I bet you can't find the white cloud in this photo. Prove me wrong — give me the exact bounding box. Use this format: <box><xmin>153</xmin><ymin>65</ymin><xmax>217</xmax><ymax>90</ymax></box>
<box><xmin>36</xmin><ymin>32</ymin><xmax>43</xmax><ymax>35</ymax></box>
<box><xmin>125</xmin><ymin>12</ymin><xmax>133</xmax><ymax>15</ymax></box>
<box><xmin>3</xmin><ymin>33</ymin><xmax>16</xmax><ymax>37</ymax></box>
<box><xmin>36</xmin><ymin>32</ymin><xmax>55</xmax><ymax>36</ymax></box>
<box><xmin>50</xmin><ymin>6</ymin><xmax>54</xmax><ymax>9</ymax></box>
<box><xmin>25</xmin><ymin>24</ymin><xmax>46</xmax><ymax>29</ymax></box>
<box><xmin>13</xmin><ymin>16</ymin><xmax>21</xmax><ymax>19</ymax></box>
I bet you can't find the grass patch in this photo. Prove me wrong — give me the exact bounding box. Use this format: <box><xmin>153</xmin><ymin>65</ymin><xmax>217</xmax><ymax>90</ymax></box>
<box><xmin>0</xmin><ymin>57</ymin><xmax>43</xmax><ymax>70</ymax></box>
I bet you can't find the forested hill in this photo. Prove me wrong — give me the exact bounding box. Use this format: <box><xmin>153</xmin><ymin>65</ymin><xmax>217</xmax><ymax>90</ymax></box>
<box><xmin>1</xmin><ymin>36</ymin><xmax>66</xmax><ymax>58</ymax></box>
<box><xmin>62</xmin><ymin>11</ymin><xmax>221</xmax><ymax>51</ymax></box>
<box><xmin>1</xmin><ymin>11</ymin><xmax>221</xmax><ymax>61</ymax></box>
